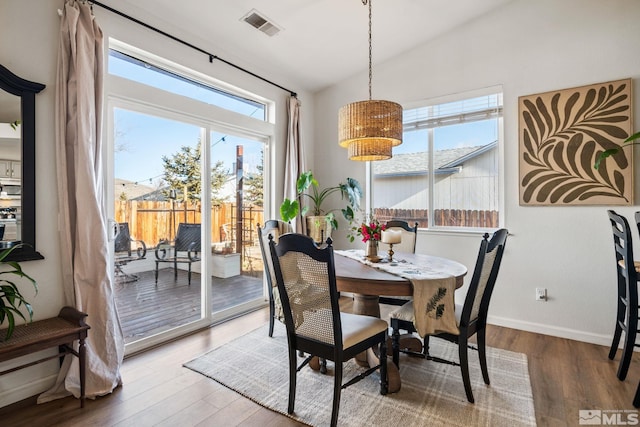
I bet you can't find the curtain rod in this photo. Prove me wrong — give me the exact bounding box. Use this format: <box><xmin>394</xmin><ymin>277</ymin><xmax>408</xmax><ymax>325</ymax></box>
<box><xmin>89</xmin><ymin>0</ymin><xmax>297</xmax><ymax>97</ymax></box>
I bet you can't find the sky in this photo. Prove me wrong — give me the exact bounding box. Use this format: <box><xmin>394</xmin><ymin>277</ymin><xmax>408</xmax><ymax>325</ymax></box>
<box><xmin>110</xmin><ymin>50</ymin><xmax>265</xmax><ymax>186</ymax></box>
<box><xmin>114</xmin><ymin>109</ymin><xmax>263</xmax><ymax>186</ymax></box>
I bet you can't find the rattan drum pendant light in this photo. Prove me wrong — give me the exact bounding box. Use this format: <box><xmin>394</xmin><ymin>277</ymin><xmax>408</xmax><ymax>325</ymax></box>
<box><xmin>338</xmin><ymin>0</ymin><xmax>402</xmax><ymax>161</ymax></box>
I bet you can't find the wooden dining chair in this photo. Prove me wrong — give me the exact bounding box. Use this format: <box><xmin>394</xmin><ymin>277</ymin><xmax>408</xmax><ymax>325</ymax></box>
<box><xmin>257</xmin><ymin>220</ymin><xmax>293</xmax><ymax>337</ymax></box>
<box><xmin>269</xmin><ymin>233</ymin><xmax>388</xmax><ymax>427</ymax></box>
<box><xmin>378</xmin><ymin>220</ymin><xmax>418</xmax><ymax>306</ymax></box>
<box><xmin>608</xmin><ymin>210</ymin><xmax>639</xmax><ymax>381</ymax></box>
<box><xmin>390</xmin><ymin>228</ymin><xmax>508</xmax><ymax>403</ymax></box>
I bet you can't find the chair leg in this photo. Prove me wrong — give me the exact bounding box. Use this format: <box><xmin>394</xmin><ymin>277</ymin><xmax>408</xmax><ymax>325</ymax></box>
<box><xmin>188</xmin><ymin>263</ymin><xmax>192</xmax><ymax>286</ymax></box>
<box><xmin>458</xmin><ymin>336</ymin><xmax>474</xmax><ymax>403</ymax></box>
<box><xmin>154</xmin><ymin>261</ymin><xmax>159</xmax><ymax>285</ymax></box>
<box><xmin>609</xmin><ymin>320</ymin><xmax>623</xmax><ymax>360</ymax></box>
<box><xmin>392</xmin><ymin>323</ymin><xmax>400</xmax><ymax>368</ymax></box>
<box><xmin>634</xmin><ymin>380</ymin><xmax>640</xmax><ymax>408</ymax></box>
<box><xmin>477</xmin><ymin>327</ymin><xmax>490</xmax><ymax>385</ymax></box>
<box><xmin>379</xmin><ymin>339</ymin><xmax>388</xmax><ymax>395</ymax></box>
<box><xmin>174</xmin><ymin>259</ymin><xmax>178</xmax><ymax>281</ymax></box>
<box><xmin>609</xmin><ymin>296</ymin><xmax>625</xmax><ymax>360</ymax></box>
<box><xmin>423</xmin><ymin>335</ymin><xmax>430</xmax><ymax>357</ymax></box>
<box><xmin>287</xmin><ymin>345</ymin><xmax>297</xmax><ymax>415</ymax></box>
<box><xmin>331</xmin><ymin>361</ymin><xmax>343</xmax><ymax>427</ymax></box>
<box><xmin>618</xmin><ymin>327</ymin><xmax>637</xmax><ymax>381</ymax></box>
<box><xmin>320</xmin><ymin>357</ymin><xmax>327</xmax><ymax>374</ymax></box>
<box><xmin>268</xmin><ymin>298</ymin><xmax>275</xmax><ymax>338</ymax></box>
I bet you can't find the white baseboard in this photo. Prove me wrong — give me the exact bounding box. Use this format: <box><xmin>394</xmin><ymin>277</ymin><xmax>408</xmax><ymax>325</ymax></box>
<box><xmin>354</xmin><ymin>295</ymin><xmax>612</xmax><ymax>346</ymax></box>
<box><xmin>488</xmin><ymin>315</ymin><xmax>612</xmax><ymax>347</ymax></box>
<box><xmin>0</xmin><ymin>374</ymin><xmax>57</xmax><ymax>408</ymax></box>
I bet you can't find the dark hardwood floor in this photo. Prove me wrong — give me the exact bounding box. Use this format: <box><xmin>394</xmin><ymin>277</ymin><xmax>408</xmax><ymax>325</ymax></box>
<box><xmin>1</xmin><ymin>299</ymin><xmax>638</xmax><ymax>426</ymax></box>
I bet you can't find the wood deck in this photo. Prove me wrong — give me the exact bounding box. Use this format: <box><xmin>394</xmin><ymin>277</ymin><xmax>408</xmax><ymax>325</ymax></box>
<box><xmin>115</xmin><ymin>269</ymin><xmax>264</xmax><ymax>343</ymax></box>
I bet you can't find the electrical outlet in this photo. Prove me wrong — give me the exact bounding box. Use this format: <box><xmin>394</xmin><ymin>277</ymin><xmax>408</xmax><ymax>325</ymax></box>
<box><xmin>536</xmin><ymin>288</ymin><xmax>547</xmax><ymax>301</ymax></box>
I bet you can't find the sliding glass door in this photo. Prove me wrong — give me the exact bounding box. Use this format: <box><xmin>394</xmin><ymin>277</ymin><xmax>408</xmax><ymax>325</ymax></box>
<box><xmin>111</xmin><ymin>106</ymin><xmax>206</xmax><ymax>346</ymax></box>
<box><xmin>106</xmin><ymin>41</ymin><xmax>275</xmax><ymax>353</ymax></box>
<box><xmin>208</xmin><ymin>130</ymin><xmax>267</xmax><ymax>320</ymax></box>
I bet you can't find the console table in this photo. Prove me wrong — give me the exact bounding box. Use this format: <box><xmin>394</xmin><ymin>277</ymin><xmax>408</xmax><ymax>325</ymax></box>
<box><xmin>0</xmin><ymin>306</ymin><xmax>90</xmax><ymax>407</ymax></box>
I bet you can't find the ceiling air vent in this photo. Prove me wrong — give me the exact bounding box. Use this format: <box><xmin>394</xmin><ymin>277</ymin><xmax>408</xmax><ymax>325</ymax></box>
<box><xmin>241</xmin><ymin>9</ymin><xmax>282</xmax><ymax>37</ymax></box>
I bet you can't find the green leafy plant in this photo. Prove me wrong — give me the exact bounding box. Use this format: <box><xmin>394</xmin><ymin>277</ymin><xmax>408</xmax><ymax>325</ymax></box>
<box><xmin>280</xmin><ymin>171</ymin><xmax>362</xmax><ymax>230</ymax></box>
<box><xmin>0</xmin><ymin>244</ymin><xmax>38</xmax><ymax>340</ymax></box>
<box><xmin>595</xmin><ymin>131</ymin><xmax>640</xmax><ymax>169</ymax></box>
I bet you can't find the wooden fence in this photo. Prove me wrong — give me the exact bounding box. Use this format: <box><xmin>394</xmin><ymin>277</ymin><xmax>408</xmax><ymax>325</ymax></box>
<box><xmin>115</xmin><ymin>200</ymin><xmax>264</xmax><ymax>247</ymax></box>
<box><xmin>374</xmin><ymin>208</ymin><xmax>499</xmax><ymax>229</ymax></box>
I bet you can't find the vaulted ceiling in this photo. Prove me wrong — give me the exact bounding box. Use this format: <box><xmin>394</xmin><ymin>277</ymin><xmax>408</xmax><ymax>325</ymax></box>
<box><xmin>107</xmin><ymin>0</ymin><xmax>513</xmax><ymax>93</ymax></box>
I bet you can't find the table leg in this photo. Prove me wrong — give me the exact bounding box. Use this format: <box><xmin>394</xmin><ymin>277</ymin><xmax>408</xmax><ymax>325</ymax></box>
<box><xmin>352</xmin><ymin>294</ymin><xmax>379</xmax><ymax>367</ymax></box>
<box><xmin>353</xmin><ymin>294</ymin><xmax>380</xmax><ymax>318</ymax></box>
<box><xmin>79</xmin><ymin>337</ymin><xmax>86</xmax><ymax>408</ymax></box>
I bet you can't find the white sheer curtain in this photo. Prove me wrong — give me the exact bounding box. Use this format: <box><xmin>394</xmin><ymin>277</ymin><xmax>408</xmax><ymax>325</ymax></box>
<box><xmin>284</xmin><ymin>96</ymin><xmax>306</xmax><ymax>232</ymax></box>
<box><xmin>39</xmin><ymin>0</ymin><xmax>123</xmax><ymax>403</ymax></box>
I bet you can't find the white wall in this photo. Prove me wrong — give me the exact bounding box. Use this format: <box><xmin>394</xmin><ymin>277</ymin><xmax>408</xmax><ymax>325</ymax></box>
<box><xmin>0</xmin><ymin>0</ymin><xmax>313</xmax><ymax>408</ymax></box>
<box><xmin>315</xmin><ymin>0</ymin><xmax>640</xmax><ymax>344</ymax></box>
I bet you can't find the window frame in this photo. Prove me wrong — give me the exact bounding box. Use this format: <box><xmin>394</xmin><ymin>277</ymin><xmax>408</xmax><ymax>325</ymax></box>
<box><xmin>367</xmin><ymin>86</ymin><xmax>505</xmax><ymax>234</ymax></box>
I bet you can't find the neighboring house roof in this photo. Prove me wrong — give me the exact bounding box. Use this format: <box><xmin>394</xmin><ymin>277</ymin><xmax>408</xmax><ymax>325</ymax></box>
<box><xmin>115</xmin><ymin>178</ymin><xmax>158</xmax><ymax>201</ymax></box>
<box><xmin>118</xmin><ymin>174</ymin><xmax>238</xmax><ymax>202</ymax></box>
<box><xmin>372</xmin><ymin>141</ymin><xmax>497</xmax><ymax>177</ymax></box>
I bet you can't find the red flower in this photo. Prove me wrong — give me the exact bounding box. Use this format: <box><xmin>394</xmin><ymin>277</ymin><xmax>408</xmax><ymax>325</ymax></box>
<box><xmin>355</xmin><ymin>217</ymin><xmax>384</xmax><ymax>243</ymax></box>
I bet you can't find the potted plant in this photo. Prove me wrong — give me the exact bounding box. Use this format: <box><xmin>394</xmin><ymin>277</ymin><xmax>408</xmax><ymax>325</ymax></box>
<box><xmin>0</xmin><ymin>244</ymin><xmax>38</xmax><ymax>340</ymax></box>
<box><xmin>280</xmin><ymin>171</ymin><xmax>362</xmax><ymax>243</ymax></box>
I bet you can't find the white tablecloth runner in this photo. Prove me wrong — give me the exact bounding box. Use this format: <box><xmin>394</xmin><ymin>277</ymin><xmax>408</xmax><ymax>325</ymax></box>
<box><xmin>335</xmin><ymin>249</ymin><xmax>459</xmax><ymax>335</ymax></box>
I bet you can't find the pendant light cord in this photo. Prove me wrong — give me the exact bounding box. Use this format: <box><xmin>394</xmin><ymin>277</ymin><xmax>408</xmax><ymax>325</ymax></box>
<box><xmin>365</xmin><ymin>0</ymin><xmax>373</xmax><ymax>100</ymax></box>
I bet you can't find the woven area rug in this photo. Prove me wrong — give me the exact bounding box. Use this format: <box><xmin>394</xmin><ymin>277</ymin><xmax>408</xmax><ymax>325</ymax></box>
<box><xmin>184</xmin><ymin>323</ymin><xmax>536</xmax><ymax>426</ymax></box>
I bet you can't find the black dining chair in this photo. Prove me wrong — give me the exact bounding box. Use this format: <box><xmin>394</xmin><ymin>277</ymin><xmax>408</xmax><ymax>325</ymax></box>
<box><xmin>269</xmin><ymin>233</ymin><xmax>388</xmax><ymax>427</ymax></box>
<box><xmin>390</xmin><ymin>228</ymin><xmax>508</xmax><ymax>403</ymax></box>
<box><xmin>608</xmin><ymin>210</ymin><xmax>639</xmax><ymax>381</ymax></box>
<box><xmin>257</xmin><ymin>220</ymin><xmax>293</xmax><ymax>337</ymax></box>
<box><xmin>378</xmin><ymin>220</ymin><xmax>418</xmax><ymax>306</ymax></box>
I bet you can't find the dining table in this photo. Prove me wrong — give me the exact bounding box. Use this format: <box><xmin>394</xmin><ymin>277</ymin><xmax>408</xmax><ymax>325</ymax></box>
<box><xmin>333</xmin><ymin>250</ymin><xmax>468</xmax><ymax>393</ymax></box>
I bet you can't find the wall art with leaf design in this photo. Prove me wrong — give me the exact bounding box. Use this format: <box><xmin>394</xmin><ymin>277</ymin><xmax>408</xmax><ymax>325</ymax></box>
<box><xmin>519</xmin><ymin>79</ymin><xmax>633</xmax><ymax>205</ymax></box>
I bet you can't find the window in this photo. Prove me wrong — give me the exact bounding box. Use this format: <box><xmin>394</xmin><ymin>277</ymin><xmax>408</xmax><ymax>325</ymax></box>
<box><xmin>372</xmin><ymin>89</ymin><xmax>503</xmax><ymax>230</ymax></box>
<box><xmin>109</xmin><ymin>49</ymin><xmax>266</xmax><ymax>121</ymax></box>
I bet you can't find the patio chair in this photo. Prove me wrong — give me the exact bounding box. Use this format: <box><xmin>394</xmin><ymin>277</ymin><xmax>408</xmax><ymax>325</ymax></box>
<box><xmin>390</xmin><ymin>228</ymin><xmax>508</xmax><ymax>403</ymax></box>
<box><xmin>114</xmin><ymin>222</ymin><xmax>146</xmax><ymax>283</ymax></box>
<box><xmin>155</xmin><ymin>223</ymin><xmax>201</xmax><ymax>286</ymax></box>
<box><xmin>269</xmin><ymin>233</ymin><xmax>388</xmax><ymax>427</ymax></box>
<box><xmin>378</xmin><ymin>220</ymin><xmax>418</xmax><ymax>306</ymax></box>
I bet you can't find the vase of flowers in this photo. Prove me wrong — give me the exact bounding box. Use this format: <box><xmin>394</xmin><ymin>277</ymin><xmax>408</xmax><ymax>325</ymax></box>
<box><xmin>352</xmin><ymin>217</ymin><xmax>386</xmax><ymax>259</ymax></box>
<box><xmin>365</xmin><ymin>239</ymin><xmax>379</xmax><ymax>258</ymax></box>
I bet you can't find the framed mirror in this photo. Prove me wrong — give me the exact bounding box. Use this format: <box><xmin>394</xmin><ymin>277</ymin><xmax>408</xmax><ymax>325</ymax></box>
<box><xmin>0</xmin><ymin>64</ymin><xmax>45</xmax><ymax>261</ymax></box>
